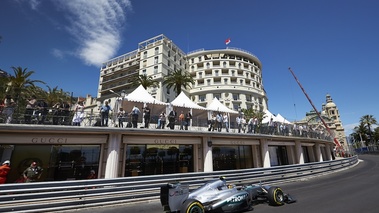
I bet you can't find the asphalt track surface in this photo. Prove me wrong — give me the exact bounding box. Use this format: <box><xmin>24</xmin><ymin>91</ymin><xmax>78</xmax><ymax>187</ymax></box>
<box><xmin>64</xmin><ymin>155</ymin><xmax>379</xmax><ymax>213</ymax></box>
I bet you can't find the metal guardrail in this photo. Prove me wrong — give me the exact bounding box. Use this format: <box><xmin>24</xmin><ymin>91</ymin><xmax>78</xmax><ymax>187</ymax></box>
<box><xmin>0</xmin><ymin>156</ymin><xmax>358</xmax><ymax>213</ymax></box>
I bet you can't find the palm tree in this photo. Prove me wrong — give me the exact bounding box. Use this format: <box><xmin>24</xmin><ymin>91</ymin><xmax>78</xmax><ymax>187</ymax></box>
<box><xmin>132</xmin><ymin>74</ymin><xmax>159</xmax><ymax>89</ymax></box>
<box><xmin>350</xmin><ymin>122</ymin><xmax>369</xmax><ymax>146</ymax></box>
<box><xmin>44</xmin><ymin>86</ymin><xmax>72</xmax><ymax>107</ymax></box>
<box><xmin>8</xmin><ymin>66</ymin><xmax>45</xmax><ymax>102</ymax></box>
<box><xmin>162</xmin><ymin>69</ymin><xmax>194</xmax><ymax>96</ymax></box>
<box><xmin>360</xmin><ymin>115</ymin><xmax>377</xmax><ymax>145</ymax></box>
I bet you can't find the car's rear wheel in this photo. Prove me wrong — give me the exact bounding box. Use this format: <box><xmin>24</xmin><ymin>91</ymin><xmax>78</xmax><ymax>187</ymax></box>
<box><xmin>180</xmin><ymin>199</ymin><xmax>204</xmax><ymax>213</ymax></box>
<box><xmin>267</xmin><ymin>187</ymin><xmax>284</xmax><ymax>206</ymax></box>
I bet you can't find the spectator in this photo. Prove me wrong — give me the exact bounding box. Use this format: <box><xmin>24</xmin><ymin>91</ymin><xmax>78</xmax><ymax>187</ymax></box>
<box><xmin>100</xmin><ymin>101</ymin><xmax>112</xmax><ymax>127</ymax></box>
<box><xmin>72</xmin><ymin>101</ymin><xmax>85</xmax><ymax>126</ymax></box>
<box><xmin>179</xmin><ymin>111</ymin><xmax>185</xmax><ymax>130</ymax></box>
<box><xmin>236</xmin><ymin>115</ymin><xmax>242</xmax><ymax>133</ymax></box>
<box><xmin>184</xmin><ymin>110</ymin><xmax>192</xmax><ymax>130</ymax></box>
<box><xmin>52</xmin><ymin>102</ymin><xmax>62</xmax><ymax>125</ymax></box>
<box><xmin>36</xmin><ymin>99</ymin><xmax>48</xmax><ymax>124</ymax></box>
<box><xmin>208</xmin><ymin>113</ymin><xmax>216</xmax><ymax>131</ymax></box>
<box><xmin>241</xmin><ymin>116</ymin><xmax>247</xmax><ymax>133</ymax></box>
<box><xmin>117</xmin><ymin>107</ymin><xmax>126</xmax><ymax>128</ymax></box>
<box><xmin>61</xmin><ymin>101</ymin><xmax>71</xmax><ymax>125</ymax></box>
<box><xmin>130</xmin><ymin>105</ymin><xmax>140</xmax><ymax>128</ymax></box>
<box><xmin>157</xmin><ymin>112</ymin><xmax>166</xmax><ymax>129</ymax></box>
<box><xmin>0</xmin><ymin>160</ymin><xmax>11</xmax><ymax>184</ymax></box>
<box><xmin>143</xmin><ymin>104</ymin><xmax>151</xmax><ymax>128</ymax></box>
<box><xmin>3</xmin><ymin>95</ymin><xmax>16</xmax><ymax>124</ymax></box>
<box><xmin>23</xmin><ymin>162</ymin><xmax>43</xmax><ymax>183</ymax></box>
<box><xmin>223</xmin><ymin>113</ymin><xmax>229</xmax><ymax>132</ymax></box>
<box><xmin>24</xmin><ymin>95</ymin><xmax>37</xmax><ymax>124</ymax></box>
<box><xmin>216</xmin><ymin>112</ymin><xmax>223</xmax><ymax>132</ymax></box>
<box><xmin>87</xmin><ymin>170</ymin><xmax>97</xmax><ymax>179</ymax></box>
<box><xmin>167</xmin><ymin>108</ymin><xmax>177</xmax><ymax>130</ymax></box>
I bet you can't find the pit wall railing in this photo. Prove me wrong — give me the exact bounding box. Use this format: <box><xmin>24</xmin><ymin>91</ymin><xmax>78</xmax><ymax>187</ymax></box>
<box><xmin>0</xmin><ymin>156</ymin><xmax>358</xmax><ymax>213</ymax></box>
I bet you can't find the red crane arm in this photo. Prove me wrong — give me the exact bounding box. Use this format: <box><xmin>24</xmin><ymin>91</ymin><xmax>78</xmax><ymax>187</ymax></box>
<box><xmin>288</xmin><ymin>67</ymin><xmax>343</xmax><ymax>149</ymax></box>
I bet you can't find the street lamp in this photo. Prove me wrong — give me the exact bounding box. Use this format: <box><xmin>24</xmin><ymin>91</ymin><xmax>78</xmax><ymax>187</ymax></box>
<box><xmin>120</xmin><ymin>90</ymin><xmax>126</xmax><ymax>109</ymax></box>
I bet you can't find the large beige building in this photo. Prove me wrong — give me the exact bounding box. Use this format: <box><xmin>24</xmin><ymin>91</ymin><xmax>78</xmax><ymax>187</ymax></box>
<box><xmin>97</xmin><ymin>34</ymin><xmax>268</xmax><ymax>112</ymax></box>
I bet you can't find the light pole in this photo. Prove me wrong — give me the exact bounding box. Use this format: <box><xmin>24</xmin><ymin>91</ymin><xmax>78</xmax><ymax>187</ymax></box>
<box><xmin>120</xmin><ymin>90</ymin><xmax>126</xmax><ymax>109</ymax></box>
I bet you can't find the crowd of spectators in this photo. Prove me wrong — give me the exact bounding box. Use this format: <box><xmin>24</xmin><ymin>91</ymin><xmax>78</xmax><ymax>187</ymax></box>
<box><xmin>0</xmin><ymin>98</ymin><xmax>333</xmax><ymax>141</ymax></box>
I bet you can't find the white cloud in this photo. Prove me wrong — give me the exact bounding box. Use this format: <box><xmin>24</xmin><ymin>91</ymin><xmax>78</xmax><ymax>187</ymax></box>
<box><xmin>51</xmin><ymin>48</ymin><xmax>65</xmax><ymax>59</ymax></box>
<box><xmin>29</xmin><ymin>0</ymin><xmax>41</xmax><ymax>10</ymax></box>
<box><xmin>56</xmin><ymin>0</ymin><xmax>132</xmax><ymax>67</ymax></box>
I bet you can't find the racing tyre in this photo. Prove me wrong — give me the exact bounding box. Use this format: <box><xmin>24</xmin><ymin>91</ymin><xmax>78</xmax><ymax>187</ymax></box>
<box><xmin>267</xmin><ymin>187</ymin><xmax>284</xmax><ymax>206</ymax></box>
<box><xmin>180</xmin><ymin>199</ymin><xmax>205</xmax><ymax>213</ymax></box>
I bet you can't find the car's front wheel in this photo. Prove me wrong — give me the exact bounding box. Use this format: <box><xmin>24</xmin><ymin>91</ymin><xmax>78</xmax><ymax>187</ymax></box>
<box><xmin>180</xmin><ymin>199</ymin><xmax>205</xmax><ymax>213</ymax></box>
<box><xmin>267</xmin><ymin>187</ymin><xmax>284</xmax><ymax>206</ymax></box>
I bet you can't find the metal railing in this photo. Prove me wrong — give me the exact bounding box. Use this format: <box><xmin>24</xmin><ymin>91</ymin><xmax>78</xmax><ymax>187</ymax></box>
<box><xmin>0</xmin><ymin>156</ymin><xmax>358</xmax><ymax>213</ymax></box>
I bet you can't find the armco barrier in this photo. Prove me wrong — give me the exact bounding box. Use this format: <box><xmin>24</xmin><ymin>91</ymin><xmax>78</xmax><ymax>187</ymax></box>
<box><xmin>0</xmin><ymin>156</ymin><xmax>358</xmax><ymax>213</ymax></box>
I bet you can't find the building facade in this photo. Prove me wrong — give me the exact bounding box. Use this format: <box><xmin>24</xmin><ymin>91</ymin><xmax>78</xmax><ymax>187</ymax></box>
<box><xmin>294</xmin><ymin>94</ymin><xmax>348</xmax><ymax>153</ymax></box>
<box><xmin>97</xmin><ymin>34</ymin><xmax>268</xmax><ymax>112</ymax></box>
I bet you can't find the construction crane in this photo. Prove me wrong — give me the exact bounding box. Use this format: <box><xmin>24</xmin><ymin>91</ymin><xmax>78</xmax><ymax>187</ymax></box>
<box><xmin>288</xmin><ymin>67</ymin><xmax>344</xmax><ymax>156</ymax></box>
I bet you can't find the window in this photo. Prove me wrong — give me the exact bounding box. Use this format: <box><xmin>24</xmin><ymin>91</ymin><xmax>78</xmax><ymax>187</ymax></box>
<box><xmin>199</xmin><ymin>72</ymin><xmax>203</xmax><ymax>78</ymax></box>
<box><xmin>233</xmin><ymin>93</ymin><xmax>239</xmax><ymax>101</ymax></box>
<box><xmin>223</xmin><ymin>62</ymin><xmax>227</xmax><ymax>68</ymax></box>
<box><xmin>143</xmin><ymin>51</ymin><xmax>147</xmax><ymax>59</ymax></box>
<box><xmin>206</xmin><ymin>62</ymin><xmax>210</xmax><ymax>69</ymax></box>
<box><xmin>207</xmin><ymin>79</ymin><xmax>211</xmax><ymax>86</ymax></box>
<box><xmin>199</xmin><ymin>95</ymin><xmax>205</xmax><ymax>101</ymax></box>
<box><xmin>168</xmin><ymin>51</ymin><xmax>171</xmax><ymax>57</ymax></box>
<box><xmin>154</xmin><ymin>66</ymin><xmax>158</xmax><ymax>74</ymax></box>
<box><xmin>215</xmin><ymin>70</ymin><xmax>219</xmax><ymax>76</ymax></box>
<box><xmin>191</xmin><ymin>58</ymin><xmax>194</xmax><ymax>63</ymax></box>
<box><xmin>224</xmin><ymin>78</ymin><xmax>228</xmax><ymax>84</ymax></box>
<box><xmin>154</xmin><ymin>56</ymin><xmax>158</xmax><ymax>64</ymax></box>
<box><xmin>198</xmin><ymin>56</ymin><xmax>202</xmax><ymax>62</ymax></box>
<box><xmin>155</xmin><ymin>47</ymin><xmax>159</xmax><ymax>55</ymax></box>
<box><xmin>142</xmin><ymin>69</ymin><xmax>146</xmax><ymax>75</ymax></box>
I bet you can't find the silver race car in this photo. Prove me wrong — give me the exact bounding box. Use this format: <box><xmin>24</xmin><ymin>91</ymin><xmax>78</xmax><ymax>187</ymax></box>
<box><xmin>160</xmin><ymin>177</ymin><xmax>296</xmax><ymax>213</ymax></box>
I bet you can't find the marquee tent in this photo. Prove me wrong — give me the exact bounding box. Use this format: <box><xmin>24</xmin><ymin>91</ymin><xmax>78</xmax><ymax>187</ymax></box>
<box><xmin>276</xmin><ymin>113</ymin><xmax>292</xmax><ymax>124</ymax></box>
<box><xmin>124</xmin><ymin>85</ymin><xmax>167</xmax><ymax>105</ymax></box>
<box><xmin>120</xmin><ymin>85</ymin><xmax>168</xmax><ymax>127</ymax></box>
<box><xmin>170</xmin><ymin>92</ymin><xmax>206</xmax><ymax>110</ymax></box>
<box><xmin>262</xmin><ymin>109</ymin><xmax>277</xmax><ymax>123</ymax></box>
<box><xmin>206</xmin><ymin>97</ymin><xmax>239</xmax><ymax>114</ymax></box>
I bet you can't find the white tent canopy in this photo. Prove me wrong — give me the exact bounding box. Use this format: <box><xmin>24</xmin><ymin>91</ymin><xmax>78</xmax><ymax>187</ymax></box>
<box><xmin>206</xmin><ymin>98</ymin><xmax>238</xmax><ymax>114</ymax></box>
<box><xmin>262</xmin><ymin>109</ymin><xmax>277</xmax><ymax>123</ymax></box>
<box><xmin>125</xmin><ymin>85</ymin><xmax>167</xmax><ymax>105</ymax></box>
<box><xmin>275</xmin><ymin>113</ymin><xmax>292</xmax><ymax>124</ymax></box>
<box><xmin>170</xmin><ymin>92</ymin><xmax>206</xmax><ymax>110</ymax></box>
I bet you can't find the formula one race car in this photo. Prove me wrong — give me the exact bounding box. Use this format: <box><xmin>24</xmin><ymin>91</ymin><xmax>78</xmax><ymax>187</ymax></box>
<box><xmin>160</xmin><ymin>177</ymin><xmax>296</xmax><ymax>213</ymax></box>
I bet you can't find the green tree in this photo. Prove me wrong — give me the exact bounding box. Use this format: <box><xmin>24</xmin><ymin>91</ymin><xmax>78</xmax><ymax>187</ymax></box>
<box><xmin>8</xmin><ymin>66</ymin><xmax>45</xmax><ymax>103</ymax></box>
<box><xmin>44</xmin><ymin>86</ymin><xmax>72</xmax><ymax>107</ymax></box>
<box><xmin>350</xmin><ymin>122</ymin><xmax>369</xmax><ymax>147</ymax></box>
<box><xmin>162</xmin><ymin>69</ymin><xmax>194</xmax><ymax>96</ymax></box>
<box><xmin>359</xmin><ymin>115</ymin><xmax>377</xmax><ymax>145</ymax></box>
<box><xmin>132</xmin><ymin>74</ymin><xmax>159</xmax><ymax>89</ymax></box>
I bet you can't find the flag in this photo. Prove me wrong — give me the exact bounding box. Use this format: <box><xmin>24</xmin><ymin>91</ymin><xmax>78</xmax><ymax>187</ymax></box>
<box><xmin>225</xmin><ymin>38</ymin><xmax>231</xmax><ymax>45</ymax></box>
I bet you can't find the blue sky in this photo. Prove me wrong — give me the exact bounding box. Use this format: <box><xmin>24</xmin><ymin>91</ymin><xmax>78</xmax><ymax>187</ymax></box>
<box><xmin>1</xmin><ymin>0</ymin><xmax>378</xmax><ymax>135</ymax></box>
